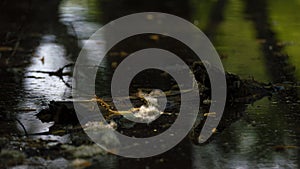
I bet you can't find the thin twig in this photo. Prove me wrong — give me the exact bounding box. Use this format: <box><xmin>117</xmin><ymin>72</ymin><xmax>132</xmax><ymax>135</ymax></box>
<box><xmin>11</xmin><ymin>38</ymin><xmax>20</xmax><ymax>57</ymax></box>
<box><xmin>15</xmin><ymin>118</ymin><xmax>28</xmax><ymax>137</ymax></box>
<box><xmin>28</xmin><ymin>63</ymin><xmax>74</xmax><ymax>88</ymax></box>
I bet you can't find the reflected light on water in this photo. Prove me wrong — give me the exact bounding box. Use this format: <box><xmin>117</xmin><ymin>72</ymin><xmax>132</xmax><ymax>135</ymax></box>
<box><xmin>17</xmin><ymin>37</ymin><xmax>72</xmax><ymax>139</ymax></box>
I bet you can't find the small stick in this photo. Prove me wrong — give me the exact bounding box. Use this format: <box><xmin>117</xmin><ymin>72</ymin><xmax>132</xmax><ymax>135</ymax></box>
<box><xmin>15</xmin><ymin>118</ymin><xmax>28</xmax><ymax>137</ymax></box>
<box><xmin>28</xmin><ymin>63</ymin><xmax>74</xmax><ymax>88</ymax></box>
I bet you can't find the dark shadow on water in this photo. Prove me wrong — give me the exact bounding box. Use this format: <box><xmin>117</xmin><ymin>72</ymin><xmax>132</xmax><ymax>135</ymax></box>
<box><xmin>244</xmin><ymin>0</ymin><xmax>296</xmax><ymax>84</ymax></box>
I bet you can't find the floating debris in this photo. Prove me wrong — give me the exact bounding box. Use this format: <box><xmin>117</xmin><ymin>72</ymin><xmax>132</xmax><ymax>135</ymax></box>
<box><xmin>125</xmin><ymin>90</ymin><xmax>165</xmax><ymax>123</ymax></box>
<box><xmin>211</xmin><ymin>128</ymin><xmax>217</xmax><ymax>133</ymax></box>
<box><xmin>108</xmin><ymin>51</ymin><xmax>128</xmax><ymax>57</ymax></box>
<box><xmin>62</xmin><ymin>144</ymin><xmax>106</xmax><ymax>158</ymax></box>
<box><xmin>14</xmin><ymin>108</ymin><xmax>37</xmax><ymax>112</ymax></box>
<box><xmin>40</xmin><ymin>56</ymin><xmax>45</xmax><ymax>64</ymax></box>
<box><xmin>119</xmin><ymin>51</ymin><xmax>128</xmax><ymax>57</ymax></box>
<box><xmin>149</xmin><ymin>35</ymin><xmax>160</xmax><ymax>41</ymax></box>
<box><xmin>84</xmin><ymin>121</ymin><xmax>117</xmax><ymax>130</ymax></box>
<box><xmin>71</xmin><ymin>158</ymin><xmax>92</xmax><ymax>169</ymax></box>
<box><xmin>204</xmin><ymin>112</ymin><xmax>217</xmax><ymax>117</ymax></box>
<box><xmin>83</xmin><ymin>121</ymin><xmax>120</xmax><ymax>153</ymax></box>
<box><xmin>130</xmin><ymin>105</ymin><xmax>162</xmax><ymax>123</ymax></box>
<box><xmin>203</xmin><ymin>99</ymin><xmax>212</xmax><ymax>105</ymax></box>
<box><xmin>0</xmin><ymin>46</ymin><xmax>13</xmax><ymax>51</ymax></box>
<box><xmin>273</xmin><ymin>145</ymin><xmax>299</xmax><ymax>152</ymax></box>
<box><xmin>111</xmin><ymin>62</ymin><xmax>118</xmax><ymax>69</ymax></box>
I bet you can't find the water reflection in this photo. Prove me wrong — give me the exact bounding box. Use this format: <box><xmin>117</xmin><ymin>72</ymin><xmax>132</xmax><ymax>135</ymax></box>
<box><xmin>0</xmin><ymin>0</ymin><xmax>79</xmax><ymax>138</ymax></box>
<box><xmin>1</xmin><ymin>0</ymin><xmax>300</xmax><ymax>168</ymax></box>
<box><xmin>190</xmin><ymin>0</ymin><xmax>300</xmax><ymax>168</ymax></box>
<box><xmin>268</xmin><ymin>0</ymin><xmax>300</xmax><ymax>80</ymax></box>
<box><xmin>60</xmin><ymin>0</ymin><xmax>103</xmax><ymax>42</ymax></box>
<box><xmin>193</xmin><ymin>97</ymin><xmax>299</xmax><ymax>168</ymax></box>
<box><xmin>199</xmin><ymin>0</ymin><xmax>271</xmax><ymax>82</ymax></box>
<box><xmin>14</xmin><ymin>0</ymin><xmax>108</xmax><ymax>139</ymax></box>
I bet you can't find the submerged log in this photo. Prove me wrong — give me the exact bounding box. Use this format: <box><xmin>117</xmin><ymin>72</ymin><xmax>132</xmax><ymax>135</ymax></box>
<box><xmin>35</xmin><ymin>61</ymin><xmax>280</xmax><ymax>143</ymax></box>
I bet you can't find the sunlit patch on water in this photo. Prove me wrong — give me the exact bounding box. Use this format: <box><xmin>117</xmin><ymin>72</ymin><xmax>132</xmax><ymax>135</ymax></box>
<box><xmin>24</xmin><ymin>41</ymin><xmax>71</xmax><ymax>100</ymax></box>
<box><xmin>16</xmin><ymin>39</ymin><xmax>72</xmax><ymax>138</ymax></box>
<box><xmin>12</xmin><ymin>0</ymin><xmax>107</xmax><ymax>141</ymax></box>
<box><xmin>13</xmin><ymin>0</ymin><xmax>106</xmax><ymax>141</ymax></box>
<box><xmin>59</xmin><ymin>0</ymin><xmax>102</xmax><ymax>42</ymax></box>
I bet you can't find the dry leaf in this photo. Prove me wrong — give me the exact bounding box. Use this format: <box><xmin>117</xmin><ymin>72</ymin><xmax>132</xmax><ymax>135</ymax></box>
<box><xmin>204</xmin><ymin>112</ymin><xmax>217</xmax><ymax>117</ymax></box>
<box><xmin>0</xmin><ymin>46</ymin><xmax>13</xmax><ymax>51</ymax></box>
<box><xmin>111</xmin><ymin>62</ymin><xmax>118</xmax><ymax>69</ymax></box>
<box><xmin>149</xmin><ymin>35</ymin><xmax>160</xmax><ymax>41</ymax></box>
<box><xmin>71</xmin><ymin>159</ymin><xmax>92</xmax><ymax>169</ymax></box>
<box><xmin>120</xmin><ymin>51</ymin><xmax>128</xmax><ymax>57</ymax></box>
<box><xmin>40</xmin><ymin>56</ymin><xmax>45</xmax><ymax>64</ymax></box>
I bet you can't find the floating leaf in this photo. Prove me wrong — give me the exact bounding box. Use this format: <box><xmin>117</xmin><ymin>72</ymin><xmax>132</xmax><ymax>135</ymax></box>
<box><xmin>204</xmin><ymin>112</ymin><xmax>217</xmax><ymax>117</ymax></box>
<box><xmin>111</xmin><ymin>62</ymin><xmax>118</xmax><ymax>69</ymax></box>
<box><xmin>40</xmin><ymin>56</ymin><xmax>45</xmax><ymax>64</ymax></box>
<box><xmin>149</xmin><ymin>35</ymin><xmax>160</xmax><ymax>41</ymax></box>
<box><xmin>120</xmin><ymin>51</ymin><xmax>128</xmax><ymax>57</ymax></box>
<box><xmin>71</xmin><ymin>159</ymin><xmax>92</xmax><ymax>169</ymax></box>
<box><xmin>0</xmin><ymin>46</ymin><xmax>13</xmax><ymax>51</ymax></box>
<box><xmin>273</xmin><ymin>145</ymin><xmax>299</xmax><ymax>151</ymax></box>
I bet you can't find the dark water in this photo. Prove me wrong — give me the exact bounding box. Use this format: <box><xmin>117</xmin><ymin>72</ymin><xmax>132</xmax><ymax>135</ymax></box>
<box><xmin>1</xmin><ymin>0</ymin><xmax>300</xmax><ymax>168</ymax></box>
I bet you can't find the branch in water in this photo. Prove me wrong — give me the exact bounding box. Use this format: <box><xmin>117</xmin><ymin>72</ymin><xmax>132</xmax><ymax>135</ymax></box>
<box><xmin>28</xmin><ymin>63</ymin><xmax>74</xmax><ymax>88</ymax></box>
